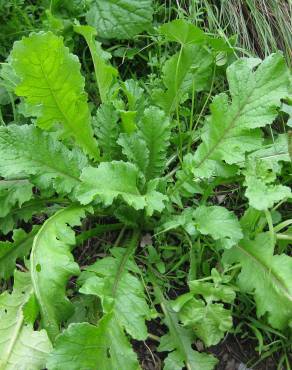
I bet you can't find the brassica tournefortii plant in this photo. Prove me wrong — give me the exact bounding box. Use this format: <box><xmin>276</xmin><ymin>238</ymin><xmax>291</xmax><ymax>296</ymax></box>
<box><xmin>0</xmin><ymin>2</ymin><xmax>291</xmax><ymax>369</ymax></box>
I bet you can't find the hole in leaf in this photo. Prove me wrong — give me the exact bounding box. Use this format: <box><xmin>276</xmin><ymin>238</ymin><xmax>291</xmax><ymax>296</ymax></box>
<box><xmin>36</xmin><ymin>264</ymin><xmax>41</xmax><ymax>272</ymax></box>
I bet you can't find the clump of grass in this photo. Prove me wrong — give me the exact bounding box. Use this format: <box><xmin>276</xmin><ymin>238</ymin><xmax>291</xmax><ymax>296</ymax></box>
<box><xmin>0</xmin><ymin>0</ymin><xmax>43</xmax><ymax>59</ymax></box>
<box><xmin>168</xmin><ymin>0</ymin><xmax>292</xmax><ymax>65</ymax></box>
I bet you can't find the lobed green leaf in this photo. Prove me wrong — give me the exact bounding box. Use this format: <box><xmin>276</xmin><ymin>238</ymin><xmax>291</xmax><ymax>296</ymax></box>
<box><xmin>193</xmin><ymin>54</ymin><xmax>291</xmax><ymax>178</ymax></box>
<box><xmin>30</xmin><ymin>206</ymin><xmax>87</xmax><ymax>341</ymax></box>
<box><xmin>10</xmin><ymin>32</ymin><xmax>99</xmax><ymax>159</ymax></box>
<box><xmin>224</xmin><ymin>233</ymin><xmax>292</xmax><ymax>330</ymax></box>
<box><xmin>0</xmin><ymin>125</ymin><xmax>85</xmax><ymax>194</ymax></box>
<box><xmin>86</xmin><ymin>0</ymin><xmax>153</xmax><ymax>39</ymax></box>
<box><xmin>0</xmin><ymin>271</ymin><xmax>52</xmax><ymax>369</ymax></box>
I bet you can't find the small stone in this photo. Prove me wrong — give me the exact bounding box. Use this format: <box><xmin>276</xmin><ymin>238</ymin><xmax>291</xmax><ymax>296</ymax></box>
<box><xmin>195</xmin><ymin>340</ymin><xmax>204</xmax><ymax>352</ymax></box>
<box><xmin>140</xmin><ymin>233</ymin><xmax>152</xmax><ymax>248</ymax></box>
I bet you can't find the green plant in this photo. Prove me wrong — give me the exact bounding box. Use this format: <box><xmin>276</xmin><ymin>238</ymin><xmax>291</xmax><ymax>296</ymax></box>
<box><xmin>0</xmin><ymin>4</ymin><xmax>291</xmax><ymax>369</ymax></box>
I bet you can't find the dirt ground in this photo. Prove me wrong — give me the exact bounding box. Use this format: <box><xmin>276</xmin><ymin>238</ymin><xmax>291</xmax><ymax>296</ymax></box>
<box><xmin>134</xmin><ymin>333</ymin><xmax>281</xmax><ymax>370</ymax></box>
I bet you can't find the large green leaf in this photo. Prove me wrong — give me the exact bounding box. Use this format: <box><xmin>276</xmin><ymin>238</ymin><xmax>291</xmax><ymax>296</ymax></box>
<box><xmin>93</xmin><ymin>103</ymin><xmax>120</xmax><ymax>161</ymax></box>
<box><xmin>193</xmin><ymin>54</ymin><xmax>291</xmax><ymax>178</ymax></box>
<box><xmin>80</xmin><ymin>247</ymin><xmax>152</xmax><ymax>340</ymax></box>
<box><xmin>246</xmin><ymin>134</ymin><xmax>291</xmax><ymax>172</ymax></box>
<box><xmin>118</xmin><ymin>106</ymin><xmax>170</xmax><ymax>180</ymax></box>
<box><xmin>243</xmin><ymin>159</ymin><xmax>291</xmax><ymax>210</ymax></box>
<box><xmin>30</xmin><ymin>206</ymin><xmax>87</xmax><ymax>341</ymax></box>
<box><xmin>0</xmin><ymin>125</ymin><xmax>85</xmax><ymax>194</ymax></box>
<box><xmin>76</xmin><ymin>161</ymin><xmax>167</xmax><ymax>215</ymax></box>
<box><xmin>193</xmin><ymin>206</ymin><xmax>243</xmax><ymax>249</ymax></box>
<box><xmin>0</xmin><ymin>228</ymin><xmax>38</xmax><ymax>280</ymax></box>
<box><xmin>86</xmin><ymin>0</ymin><xmax>153</xmax><ymax>39</ymax></box>
<box><xmin>10</xmin><ymin>32</ymin><xmax>99</xmax><ymax>159</ymax></box>
<box><xmin>159</xmin><ymin>19</ymin><xmax>207</xmax><ymax>46</ymax></box>
<box><xmin>118</xmin><ymin>133</ymin><xmax>149</xmax><ymax>174</ymax></box>
<box><xmin>77</xmin><ymin>162</ymin><xmax>144</xmax><ymax>208</ymax></box>
<box><xmin>172</xmin><ymin>281</ymin><xmax>235</xmax><ymax>347</ymax></box>
<box><xmin>179</xmin><ymin>300</ymin><xmax>232</xmax><ymax>347</ymax></box>
<box><xmin>47</xmin><ymin>315</ymin><xmax>139</xmax><ymax>370</ymax></box>
<box><xmin>224</xmin><ymin>233</ymin><xmax>292</xmax><ymax>330</ymax></box>
<box><xmin>0</xmin><ymin>271</ymin><xmax>52</xmax><ymax>369</ymax></box>
<box><xmin>157</xmin><ymin>295</ymin><xmax>217</xmax><ymax>370</ymax></box>
<box><xmin>155</xmin><ymin>20</ymin><xmax>212</xmax><ymax>115</ymax></box>
<box><xmin>122</xmin><ymin>79</ymin><xmax>145</xmax><ymax>113</ymax></box>
<box><xmin>49</xmin><ymin>238</ymin><xmax>146</xmax><ymax>369</ymax></box>
<box><xmin>74</xmin><ymin>25</ymin><xmax>118</xmax><ymax>103</ymax></box>
<box><xmin>188</xmin><ymin>281</ymin><xmax>236</xmax><ymax>304</ymax></box>
<box><xmin>0</xmin><ymin>179</ymin><xmax>33</xmax><ymax>218</ymax></box>
<box><xmin>137</xmin><ymin>107</ymin><xmax>171</xmax><ymax>180</ymax></box>
<box><xmin>154</xmin><ymin>45</ymin><xmax>213</xmax><ymax>114</ymax></box>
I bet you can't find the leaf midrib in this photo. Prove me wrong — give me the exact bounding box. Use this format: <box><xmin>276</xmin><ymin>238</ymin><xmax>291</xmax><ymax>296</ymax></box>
<box><xmin>0</xmin><ymin>287</ymin><xmax>33</xmax><ymax>370</ymax></box>
<box><xmin>160</xmin><ymin>299</ymin><xmax>193</xmax><ymax>370</ymax></box>
<box><xmin>30</xmin><ymin>206</ymin><xmax>84</xmax><ymax>342</ymax></box>
<box><xmin>1</xmin><ymin>132</ymin><xmax>81</xmax><ymax>183</ymax></box>
<box><xmin>30</xmin><ymin>211</ymin><xmax>60</xmax><ymax>340</ymax></box>
<box><xmin>37</xmin><ymin>53</ymin><xmax>80</xmax><ymax>132</ymax></box>
<box><xmin>36</xmin><ymin>49</ymin><xmax>96</xmax><ymax>158</ymax></box>
<box><xmin>196</xmin><ymin>93</ymin><xmax>251</xmax><ymax>169</ymax></box>
<box><xmin>20</xmin><ymin>154</ymin><xmax>80</xmax><ymax>183</ymax></box>
<box><xmin>236</xmin><ymin>244</ymin><xmax>292</xmax><ymax>302</ymax></box>
<box><xmin>111</xmin><ymin>230</ymin><xmax>140</xmax><ymax>298</ymax></box>
<box><xmin>30</xmin><ymin>207</ymin><xmax>76</xmax><ymax>340</ymax></box>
